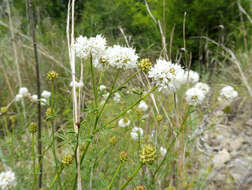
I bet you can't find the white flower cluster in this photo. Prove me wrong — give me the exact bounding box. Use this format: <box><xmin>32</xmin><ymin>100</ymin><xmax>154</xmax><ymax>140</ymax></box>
<box><xmin>160</xmin><ymin>146</ymin><xmax>167</xmax><ymax>157</ymax></box>
<box><xmin>148</xmin><ymin>59</ymin><xmax>199</xmax><ymax>93</ymax></box>
<box><xmin>99</xmin><ymin>85</ymin><xmax>106</xmax><ymax>91</ymax></box>
<box><xmin>15</xmin><ymin>87</ymin><xmax>29</xmax><ymax>101</ymax></box>
<box><xmin>185</xmin><ymin>82</ymin><xmax>210</xmax><ymax>106</ymax></box>
<box><xmin>218</xmin><ymin>85</ymin><xmax>238</xmax><ymax>102</ymax></box>
<box><xmin>74</xmin><ymin>35</ymin><xmax>138</xmax><ymax>70</ymax></box>
<box><xmin>113</xmin><ymin>92</ymin><xmax>121</xmax><ymax>103</ymax></box>
<box><xmin>187</xmin><ymin>70</ymin><xmax>199</xmax><ymax>84</ymax></box>
<box><xmin>70</xmin><ymin>81</ymin><xmax>84</xmax><ymax>88</ymax></box>
<box><xmin>0</xmin><ymin>170</ymin><xmax>16</xmax><ymax>190</ymax></box>
<box><xmin>138</xmin><ymin>100</ymin><xmax>148</xmax><ymax>112</ymax></box>
<box><xmin>118</xmin><ymin>118</ymin><xmax>131</xmax><ymax>127</ymax></box>
<box><xmin>40</xmin><ymin>90</ymin><xmax>51</xmax><ymax>105</ymax></box>
<box><xmin>74</xmin><ymin>35</ymin><xmax>106</xmax><ymax>60</ymax></box>
<box><xmin>104</xmin><ymin>45</ymin><xmax>138</xmax><ymax>69</ymax></box>
<box><xmin>15</xmin><ymin>87</ymin><xmax>51</xmax><ymax>106</ymax></box>
<box><xmin>130</xmin><ymin>127</ymin><xmax>144</xmax><ymax>140</ymax></box>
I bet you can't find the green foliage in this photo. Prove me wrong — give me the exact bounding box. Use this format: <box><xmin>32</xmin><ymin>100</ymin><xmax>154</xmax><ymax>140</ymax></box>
<box><xmin>10</xmin><ymin>0</ymin><xmax>251</xmax><ymax>63</ymax></box>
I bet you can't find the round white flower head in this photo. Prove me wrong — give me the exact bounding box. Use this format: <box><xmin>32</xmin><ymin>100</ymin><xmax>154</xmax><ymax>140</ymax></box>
<box><xmin>41</xmin><ymin>90</ymin><xmax>51</xmax><ymax>99</ymax></box>
<box><xmin>219</xmin><ymin>85</ymin><xmax>238</xmax><ymax>102</ymax></box>
<box><xmin>185</xmin><ymin>87</ymin><xmax>205</xmax><ymax>106</ymax></box>
<box><xmin>148</xmin><ymin>59</ymin><xmax>185</xmax><ymax>93</ymax></box>
<box><xmin>160</xmin><ymin>146</ymin><xmax>167</xmax><ymax>157</ymax></box>
<box><xmin>187</xmin><ymin>70</ymin><xmax>199</xmax><ymax>83</ymax></box>
<box><xmin>74</xmin><ymin>34</ymin><xmax>107</xmax><ymax>62</ymax></box>
<box><xmin>99</xmin><ymin>85</ymin><xmax>106</xmax><ymax>91</ymax></box>
<box><xmin>18</xmin><ymin>87</ymin><xmax>29</xmax><ymax>97</ymax></box>
<box><xmin>113</xmin><ymin>92</ymin><xmax>121</xmax><ymax>103</ymax></box>
<box><xmin>74</xmin><ymin>35</ymin><xmax>89</xmax><ymax>58</ymax></box>
<box><xmin>40</xmin><ymin>98</ymin><xmax>47</xmax><ymax>106</ymax></box>
<box><xmin>31</xmin><ymin>94</ymin><xmax>38</xmax><ymax>102</ymax></box>
<box><xmin>104</xmin><ymin>45</ymin><xmax>138</xmax><ymax>69</ymax></box>
<box><xmin>194</xmin><ymin>82</ymin><xmax>210</xmax><ymax>95</ymax></box>
<box><xmin>118</xmin><ymin>118</ymin><xmax>131</xmax><ymax>127</ymax></box>
<box><xmin>15</xmin><ymin>94</ymin><xmax>23</xmax><ymax>102</ymax></box>
<box><xmin>0</xmin><ymin>170</ymin><xmax>16</xmax><ymax>190</ymax></box>
<box><xmin>70</xmin><ymin>81</ymin><xmax>84</xmax><ymax>88</ymax></box>
<box><xmin>138</xmin><ymin>100</ymin><xmax>148</xmax><ymax>112</ymax></box>
<box><xmin>131</xmin><ymin>127</ymin><xmax>144</xmax><ymax>140</ymax></box>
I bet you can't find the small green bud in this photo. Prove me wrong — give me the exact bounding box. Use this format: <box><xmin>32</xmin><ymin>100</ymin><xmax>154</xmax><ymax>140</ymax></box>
<box><xmin>0</xmin><ymin>107</ymin><xmax>8</xmax><ymax>114</ymax></box>
<box><xmin>46</xmin><ymin>107</ymin><xmax>53</xmax><ymax>119</ymax></box>
<box><xmin>61</xmin><ymin>154</ymin><xmax>73</xmax><ymax>166</ymax></box>
<box><xmin>29</xmin><ymin>122</ymin><xmax>37</xmax><ymax>134</ymax></box>
<box><xmin>223</xmin><ymin>105</ymin><xmax>232</xmax><ymax>114</ymax></box>
<box><xmin>165</xmin><ymin>186</ymin><xmax>176</xmax><ymax>190</ymax></box>
<box><xmin>134</xmin><ymin>185</ymin><xmax>145</xmax><ymax>190</ymax></box>
<box><xmin>139</xmin><ymin>143</ymin><xmax>157</xmax><ymax>165</ymax></box>
<box><xmin>138</xmin><ymin>58</ymin><xmax>152</xmax><ymax>73</ymax></box>
<box><xmin>109</xmin><ymin>136</ymin><xmax>117</xmax><ymax>145</ymax></box>
<box><xmin>156</xmin><ymin>114</ymin><xmax>163</xmax><ymax>121</ymax></box>
<box><xmin>120</xmin><ymin>151</ymin><xmax>128</xmax><ymax>162</ymax></box>
<box><xmin>47</xmin><ymin>70</ymin><xmax>58</xmax><ymax>81</ymax></box>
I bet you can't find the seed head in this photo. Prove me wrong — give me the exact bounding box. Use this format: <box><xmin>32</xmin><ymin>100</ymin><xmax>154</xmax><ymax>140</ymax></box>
<box><xmin>165</xmin><ymin>186</ymin><xmax>176</xmax><ymax>190</ymax></box>
<box><xmin>139</xmin><ymin>58</ymin><xmax>152</xmax><ymax>73</ymax></box>
<box><xmin>223</xmin><ymin>105</ymin><xmax>232</xmax><ymax>114</ymax></box>
<box><xmin>109</xmin><ymin>136</ymin><xmax>117</xmax><ymax>145</ymax></box>
<box><xmin>29</xmin><ymin>122</ymin><xmax>37</xmax><ymax>134</ymax></box>
<box><xmin>0</xmin><ymin>107</ymin><xmax>8</xmax><ymax>114</ymax></box>
<box><xmin>156</xmin><ymin>114</ymin><xmax>163</xmax><ymax>121</ymax></box>
<box><xmin>120</xmin><ymin>151</ymin><xmax>128</xmax><ymax>162</ymax></box>
<box><xmin>61</xmin><ymin>154</ymin><xmax>73</xmax><ymax>166</ymax></box>
<box><xmin>134</xmin><ymin>185</ymin><xmax>146</xmax><ymax>190</ymax></box>
<box><xmin>139</xmin><ymin>144</ymin><xmax>157</xmax><ymax>165</ymax></box>
<box><xmin>47</xmin><ymin>70</ymin><xmax>58</xmax><ymax>81</ymax></box>
<box><xmin>46</xmin><ymin>107</ymin><xmax>53</xmax><ymax>118</ymax></box>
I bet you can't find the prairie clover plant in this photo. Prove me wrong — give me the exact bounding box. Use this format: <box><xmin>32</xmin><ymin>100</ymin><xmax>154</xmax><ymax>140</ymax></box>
<box><xmin>0</xmin><ymin>11</ymin><xmax>241</xmax><ymax>189</ymax></box>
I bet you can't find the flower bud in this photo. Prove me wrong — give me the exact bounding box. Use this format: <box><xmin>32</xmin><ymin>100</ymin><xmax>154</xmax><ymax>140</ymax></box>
<box><xmin>138</xmin><ymin>58</ymin><xmax>152</xmax><ymax>73</ymax></box>
<box><xmin>61</xmin><ymin>154</ymin><xmax>73</xmax><ymax>166</ymax></box>
<box><xmin>139</xmin><ymin>144</ymin><xmax>157</xmax><ymax>165</ymax></box>
<box><xmin>0</xmin><ymin>107</ymin><xmax>8</xmax><ymax>114</ymax></box>
<box><xmin>156</xmin><ymin>114</ymin><xmax>163</xmax><ymax>121</ymax></box>
<box><xmin>120</xmin><ymin>151</ymin><xmax>128</xmax><ymax>162</ymax></box>
<box><xmin>134</xmin><ymin>185</ymin><xmax>145</xmax><ymax>190</ymax></box>
<box><xmin>47</xmin><ymin>70</ymin><xmax>58</xmax><ymax>81</ymax></box>
<box><xmin>29</xmin><ymin>122</ymin><xmax>37</xmax><ymax>134</ymax></box>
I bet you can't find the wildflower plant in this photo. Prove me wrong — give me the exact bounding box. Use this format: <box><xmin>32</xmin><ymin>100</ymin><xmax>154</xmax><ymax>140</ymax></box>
<box><xmin>0</xmin><ymin>1</ymin><xmax>244</xmax><ymax>190</ymax></box>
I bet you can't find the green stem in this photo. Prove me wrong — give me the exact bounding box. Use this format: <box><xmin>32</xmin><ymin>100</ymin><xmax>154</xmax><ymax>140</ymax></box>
<box><xmin>97</xmin><ymin>69</ymin><xmax>121</xmax><ymax>119</ymax></box>
<box><xmin>50</xmin><ymin>81</ymin><xmax>62</xmax><ymax>189</ymax></box>
<box><xmin>80</xmin><ymin>86</ymin><xmax>157</xmax><ymax>166</ymax></box>
<box><xmin>96</xmin><ymin>86</ymin><xmax>158</xmax><ymax>133</ymax></box>
<box><xmin>107</xmin><ymin>162</ymin><xmax>123</xmax><ymax>190</ymax></box>
<box><xmin>32</xmin><ymin>134</ymin><xmax>36</xmax><ymax>189</ymax></box>
<box><xmin>49</xmin><ymin>166</ymin><xmax>63</xmax><ymax>188</ymax></box>
<box><xmin>112</xmin><ymin>70</ymin><xmax>140</xmax><ymax>93</ymax></box>
<box><xmin>119</xmin><ymin>163</ymin><xmax>143</xmax><ymax>190</ymax></box>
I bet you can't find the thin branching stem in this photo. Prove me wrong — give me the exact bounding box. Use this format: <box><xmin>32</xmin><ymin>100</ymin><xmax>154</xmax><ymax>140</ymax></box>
<box><xmin>107</xmin><ymin>162</ymin><xmax>123</xmax><ymax>190</ymax></box>
<box><xmin>119</xmin><ymin>163</ymin><xmax>144</xmax><ymax>190</ymax></box>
